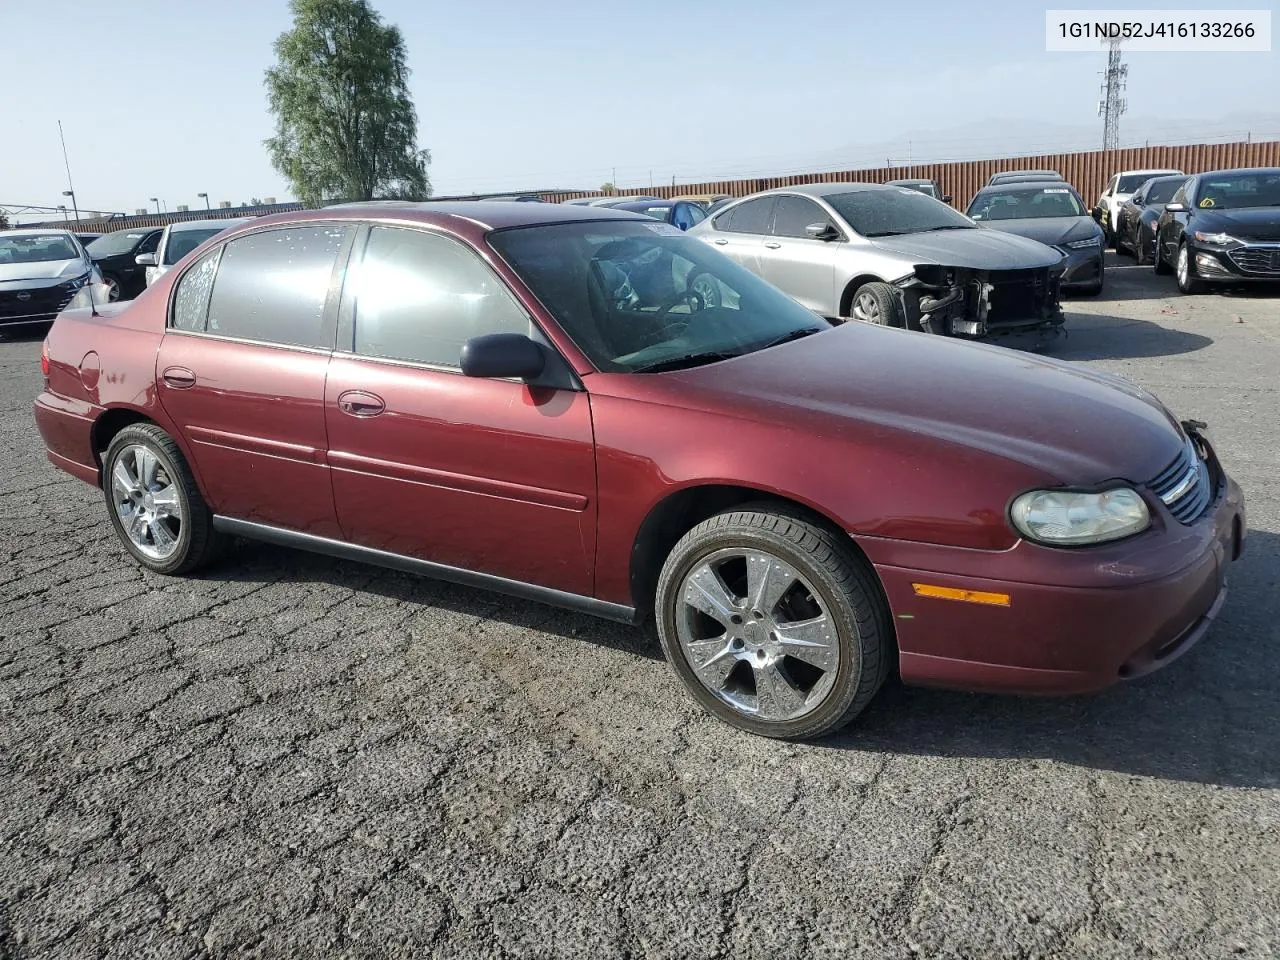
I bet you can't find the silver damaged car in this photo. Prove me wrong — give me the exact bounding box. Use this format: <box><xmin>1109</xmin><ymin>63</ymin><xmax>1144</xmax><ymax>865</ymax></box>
<box><xmin>688</xmin><ymin>182</ymin><xmax>1068</xmax><ymax>338</ymax></box>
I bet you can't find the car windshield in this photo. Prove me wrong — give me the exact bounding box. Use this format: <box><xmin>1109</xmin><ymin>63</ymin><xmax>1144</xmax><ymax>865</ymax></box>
<box><xmin>968</xmin><ymin>186</ymin><xmax>1086</xmax><ymax>220</ymax></box>
<box><xmin>623</xmin><ymin>205</ymin><xmax>673</xmax><ymax>220</ymax></box>
<box><xmin>86</xmin><ymin>230</ymin><xmax>149</xmax><ymax>257</ymax></box>
<box><xmin>1195</xmin><ymin>172</ymin><xmax>1280</xmax><ymax>210</ymax></box>
<box><xmin>0</xmin><ymin>234</ymin><xmax>80</xmax><ymax>265</ymax></box>
<box><xmin>489</xmin><ymin>220</ymin><xmax>830</xmax><ymax>374</ymax></box>
<box><xmin>1145</xmin><ymin>179</ymin><xmax>1183</xmax><ymax>204</ymax></box>
<box><xmin>824</xmin><ymin>189</ymin><xmax>974</xmax><ymax>237</ymax></box>
<box><xmin>163</xmin><ymin>227</ymin><xmax>224</xmax><ymax>264</ymax></box>
<box><xmin>1117</xmin><ymin>173</ymin><xmax>1163</xmax><ymax>193</ymax></box>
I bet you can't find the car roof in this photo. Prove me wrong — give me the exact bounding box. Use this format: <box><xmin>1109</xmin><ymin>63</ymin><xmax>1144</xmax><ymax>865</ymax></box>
<box><xmin>1192</xmin><ymin>167</ymin><xmax>1280</xmax><ymax>178</ymax></box>
<box><xmin>975</xmin><ymin>180</ymin><xmax>1076</xmax><ymax>193</ymax></box>
<box><xmin>885</xmin><ymin>178</ymin><xmax>935</xmax><ymax>186</ymax></box>
<box><xmin>755</xmin><ymin>182</ymin><xmax>901</xmax><ymax>199</ymax></box>
<box><xmin>1</xmin><ymin>228</ymin><xmax>78</xmax><ymax>240</ymax></box>
<box><xmin>1116</xmin><ymin>168</ymin><xmax>1183</xmax><ymax>176</ymax></box>
<box><xmin>615</xmin><ymin>199</ymin><xmax>675</xmax><ymax>208</ymax></box>
<box><xmin>165</xmin><ymin>217</ymin><xmax>255</xmax><ymax>233</ymax></box>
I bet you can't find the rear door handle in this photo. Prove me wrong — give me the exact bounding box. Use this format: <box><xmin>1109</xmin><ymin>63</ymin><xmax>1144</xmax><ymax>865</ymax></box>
<box><xmin>161</xmin><ymin>366</ymin><xmax>196</xmax><ymax>389</ymax></box>
<box><xmin>763</xmin><ymin>241</ymin><xmax>781</xmax><ymax>249</ymax></box>
<box><xmin>337</xmin><ymin>390</ymin><xmax>385</xmax><ymax>418</ymax></box>
<box><xmin>712</xmin><ymin>238</ymin><xmax>728</xmax><ymax>245</ymax></box>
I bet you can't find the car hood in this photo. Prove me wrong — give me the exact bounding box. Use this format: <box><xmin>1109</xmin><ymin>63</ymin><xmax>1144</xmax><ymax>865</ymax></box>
<box><xmin>1192</xmin><ymin>207</ymin><xmax>1280</xmax><ymax>240</ymax></box>
<box><xmin>666</xmin><ymin>323</ymin><xmax>1184</xmax><ymax>486</ymax></box>
<box><xmin>0</xmin><ymin>258</ymin><xmax>84</xmax><ymax>284</ymax></box>
<box><xmin>869</xmin><ymin>228</ymin><xmax>1063</xmax><ymax>270</ymax></box>
<box><xmin>976</xmin><ymin>217</ymin><xmax>1100</xmax><ymax>248</ymax></box>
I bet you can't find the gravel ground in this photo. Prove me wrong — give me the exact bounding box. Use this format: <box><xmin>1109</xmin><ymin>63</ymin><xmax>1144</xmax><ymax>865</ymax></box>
<box><xmin>1</xmin><ymin>255</ymin><xmax>1277</xmax><ymax>959</ymax></box>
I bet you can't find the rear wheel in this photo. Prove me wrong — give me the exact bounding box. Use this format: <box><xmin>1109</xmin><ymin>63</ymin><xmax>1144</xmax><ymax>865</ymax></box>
<box><xmin>654</xmin><ymin>505</ymin><xmax>892</xmax><ymax>739</ymax></box>
<box><xmin>1134</xmin><ymin>226</ymin><xmax>1151</xmax><ymax>266</ymax></box>
<box><xmin>103</xmin><ymin>423</ymin><xmax>224</xmax><ymax>575</ymax></box>
<box><xmin>1154</xmin><ymin>235</ymin><xmax>1173</xmax><ymax>275</ymax></box>
<box><xmin>849</xmin><ymin>282</ymin><xmax>904</xmax><ymax>328</ymax></box>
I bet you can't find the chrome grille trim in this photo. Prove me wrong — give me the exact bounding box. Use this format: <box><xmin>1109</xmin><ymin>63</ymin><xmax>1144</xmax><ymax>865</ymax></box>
<box><xmin>1147</xmin><ymin>438</ymin><xmax>1213</xmax><ymax>525</ymax></box>
<box><xmin>1228</xmin><ymin>245</ymin><xmax>1280</xmax><ymax>277</ymax></box>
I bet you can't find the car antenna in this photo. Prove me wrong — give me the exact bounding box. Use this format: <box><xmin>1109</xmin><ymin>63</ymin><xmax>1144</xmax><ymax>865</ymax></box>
<box><xmin>83</xmin><ymin>238</ymin><xmax>99</xmax><ymax>317</ymax></box>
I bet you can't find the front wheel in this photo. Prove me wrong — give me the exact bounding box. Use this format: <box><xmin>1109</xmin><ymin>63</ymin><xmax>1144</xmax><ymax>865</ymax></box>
<box><xmin>654</xmin><ymin>506</ymin><xmax>892</xmax><ymax>739</ymax></box>
<box><xmin>849</xmin><ymin>281</ymin><xmax>905</xmax><ymax>328</ymax></box>
<box><xmin>101</xmin><ymin>273</ymin><xmax>122</xmax><ymax>302</ymax></box>
<box><xmin>1175</xmin><ymin>243</ymin><xmax>1203</xmax><ymax>295</ymax></box>
<box><xmin>103</xmin><ymin>423</ymin><xmax>224</xmax><ymax>575</ymax></box>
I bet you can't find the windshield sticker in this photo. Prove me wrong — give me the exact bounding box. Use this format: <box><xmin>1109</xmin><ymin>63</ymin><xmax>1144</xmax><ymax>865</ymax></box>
<box><xmin>37</xmin><ymin>236</ymin><xmax>64</xmax><ymax>242</ymax></box>
<box><xmin>642</xmin><ymin>222</ymin><xmax>684</xmax><ymax>237</ymax></box>
<box><xmin>1042</xmin><ymin>188</ymin><xmax>1070</xmax><ymax>193</ymax></box>
<box><xmin>896</xmin><ymin>189</ymin><xmax>918</xmax><ymax>195</ymax></box>
<box><xmin>1199</xmin><ymin>197</ymin><xmax>1216</xmax><ymax>207</ymax></box>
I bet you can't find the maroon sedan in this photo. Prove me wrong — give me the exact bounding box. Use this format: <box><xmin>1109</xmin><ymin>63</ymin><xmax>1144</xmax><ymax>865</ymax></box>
<box><xmin>33</xmin><ymin>203</ymin><xmax>1244</xmax><ymax>739</ymax></box>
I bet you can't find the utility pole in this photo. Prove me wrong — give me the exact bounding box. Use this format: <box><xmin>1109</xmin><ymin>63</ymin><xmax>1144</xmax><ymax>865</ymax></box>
<box><xmin>1098</xmin><ymin>38</ymin><xmax>1127</xmax><ymax>150</ymax></box>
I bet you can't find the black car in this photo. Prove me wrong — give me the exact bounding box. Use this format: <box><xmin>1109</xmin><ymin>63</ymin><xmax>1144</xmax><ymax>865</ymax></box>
<box><xmin>611</xmin><ymin>199</ymin><xmax>707</xmax><ymax>231</ymax></box>
<box><xmin>966</xmin><ymin>181</ymin><xmax>1104</xmax><ymax>295</ymax></box>
<box><xmin>1154</xmin><ymin>168</ymin><xmax>1280</xmax><ymax>294</ymax></box>
<box><xmin>1115</xmin><ymin>175</ymin><xmax>1187</xmax><ymax>265</ymax></box>
<box><xmin>85</xmin><ymin>228</ymin><xmax>162</xmax><ymax>301</ymax></box>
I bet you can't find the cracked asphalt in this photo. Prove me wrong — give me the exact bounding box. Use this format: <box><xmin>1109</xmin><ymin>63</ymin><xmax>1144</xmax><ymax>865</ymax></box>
<box><xmin>1</xmin><ymin>255</ymin><xmax>1277</xmax><ymax>959</ymax></box>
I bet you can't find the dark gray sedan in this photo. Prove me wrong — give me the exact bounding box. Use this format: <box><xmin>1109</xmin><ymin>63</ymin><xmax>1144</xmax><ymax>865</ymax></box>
<box><xmin>967</xmin><ymin>182</ymin><xmax>1105</xmax><ymax>295</ymax></box>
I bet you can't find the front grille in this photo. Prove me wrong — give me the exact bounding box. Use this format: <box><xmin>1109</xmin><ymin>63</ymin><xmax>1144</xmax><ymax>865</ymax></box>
<box><xmin>983</xmin><ymin>266</ymin><xmax>1060</xmax><ymax>328</ymax></box>
<box><xmin>1147</xmin><ymin>438</ymin><xmax>1213</xmax><ymax>525</ymax></box>
<box><xmin>0</xmin><ymin>284</ymin><xmax>76</xmax><ymax>322</ymax></box>
<box><xmin>1228</xmin><ymin>246</ymin><xmax>1280</xmax><ymax>276</ymax></box>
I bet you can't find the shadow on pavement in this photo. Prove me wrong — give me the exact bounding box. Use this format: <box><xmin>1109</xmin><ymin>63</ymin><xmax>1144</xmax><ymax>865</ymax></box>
<box><xmin>1022</xmin><ymin>312</ymin><xmax>1213</xmax><ymax>361</ymax></box>
<box><xmin>829</xmin><ymin>528</ymin><xmax>1279</xmax><ymax>790</ymax></box>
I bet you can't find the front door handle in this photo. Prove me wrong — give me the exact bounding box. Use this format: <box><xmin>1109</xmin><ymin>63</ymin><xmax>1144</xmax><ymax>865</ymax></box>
<box><xmin>161</xmin><ymin>366</ymin><xmax>196</xmax><ymax>389</ymax></box>
<box><xmin>337</xmin><ymin>390</ymin><xmax>385</xmax><ymax>418</ymax></box>
<box><xmin>712</xmin><ymin>238</ymin><xmax>728</xmax><ymax>245</ymax></box>
<box><xmin>763</xmin><ymin>241</ymin><xmax>781</xmax><ymax>249</ymax></box>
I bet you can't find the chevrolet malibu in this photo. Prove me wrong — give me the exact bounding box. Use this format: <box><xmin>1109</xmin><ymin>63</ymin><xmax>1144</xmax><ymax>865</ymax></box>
<box><xmin>33</xmin><ymin>203</ymin><xmax>1244</xmax><ymax>739</ymax></box>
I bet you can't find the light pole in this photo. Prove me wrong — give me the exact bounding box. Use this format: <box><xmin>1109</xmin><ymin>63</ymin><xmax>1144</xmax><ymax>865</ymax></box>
<box><xmin>150</xmin><ymin>197</ymin><xmax>161</xmax><ymax>214</ymax></box>
<box><xmin>197</xmin><ymin>192</ymin><xmax>209</xmax><ymax>212</ymax></box>
<box><xmin>62</xmin><ymin>190</ymin><xmax>80</xmax><ymax>224</ymax></box>
<box><xmin>57</xmin><ymin>205</ymin><xmax>68</xmax><ymax>224</ymax></box>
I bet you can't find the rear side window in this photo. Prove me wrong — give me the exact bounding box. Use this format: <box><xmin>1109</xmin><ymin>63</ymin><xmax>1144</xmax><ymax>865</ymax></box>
<box><xmin>348</xmin><ymin>226</ymin><xmax>529</xmax><ymax>368</ymax></box>
<box><xmin>171</xmin><ymin>249</ymin><xmax>221</xmax><ymax>332</ymax></box>
<box><xmin>715</xmin><ymin>197</ymin><xmax>775</xmax><ymax>234</ymax></box>
<box><xmin>205</xmin><ymin>226</ymin><xmax>349</xmax><ymax>348</ymax></box>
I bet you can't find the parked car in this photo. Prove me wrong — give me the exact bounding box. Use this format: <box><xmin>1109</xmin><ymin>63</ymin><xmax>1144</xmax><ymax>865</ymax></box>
<box><xmin>704</xmin><ymin>197</ymin><xmax>735</xmax><ymax>216</ymax></box>
<box><xmin>33</xmin><ymin>202</ymin><xmax>1243</xmax><ymax>738</ymax></box>
<box><xmin>886</xmin><ymin>178</ymin><xmax>951</xmax><ymax>203</ymax></box>
<box><xmin>479</xmin><ymin>195</ymin><xmax>543</xmax><ymax>202</ymax></box>
<box><xmin>1114</xmin><ymin>175</ymin><xmax>1188</xmax><ymax>264</ymax></box>
<box><xmin>137</xmin><ymin>218</ymin><xmax>253</xmax><ymax>287</ymax></box>
<box><xmin>588</xmin><ymin>196</ymin><xmax>662</xmax><ymax>208</ymax></box>
<box><xmin>672</xmin><ymin>193</ymin><xmax>732</xmax><ymax>209</ymax></box>
<box><xmin>688</xmin><ymin>182</ymin><xmax>1066</xmax><ymax>338</ymax></box>
<box><xmin>86</xmin><ymin>228</ymin><xmax>162</xmax><ymax>301</ymax></box>
<box><xmin>611</xmin><ymin>198</ymin><xmax>707</xmax><ymax>231</ymax></box>
<box><xmin>1096</xmin><ymin>168</ymin><xmax>1184</xmax><ymax>247</ymax></box>
<box><xmin>0</xmin><ymin>229</ymin><xmax>109</xmax><ymax>327</ymax></box>
<box><xmin>75</xmin><ymin>232</ymin><xmax>103</xmax><ymax>246</ymax></box>
<box><xmin>562</xmin><ymin>197</ymin><xmax>603</xmax><ymax>205</ymax></box>
<box><xmin>967</xmin><ymin>181</ymin><xmax>1104</xmax><ymax>295</ymax></box>
<box><xmin>988</xmin><ymin>170</ymin><xmax>1061</xmax><ymax>185</ymax></box>
<box><xmin>1153</xmin><ymin>167</ymin><xmax>1280</xmax><ymax>294</ymax></box>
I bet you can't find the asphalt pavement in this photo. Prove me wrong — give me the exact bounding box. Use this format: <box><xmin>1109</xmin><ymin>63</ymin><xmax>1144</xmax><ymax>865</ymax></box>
<box><xmin>1</xmin><ymin>254</ymin><xmax>1277</xmax><ymax>959</ymax></box>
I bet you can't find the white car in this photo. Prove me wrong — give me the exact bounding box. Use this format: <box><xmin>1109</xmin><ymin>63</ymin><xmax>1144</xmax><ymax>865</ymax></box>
<box><xmin>1095</xmin><ymin>169</ymin><xmax>1183</xmax><ymax>246</ymax></box>
<box><xmin>137</xmin><ymin>217</ymin><xmax>253</xmax><ymax>287</ymax></box>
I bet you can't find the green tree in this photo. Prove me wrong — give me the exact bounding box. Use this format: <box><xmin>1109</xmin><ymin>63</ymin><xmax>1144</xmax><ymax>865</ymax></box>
<box><xmin>0</xmin><ymin>212</ymin><xmax>9</xmax><ymax>230</ymax></box>
<box><xmin>265</xmin><ymin>0</ymin><xmax>431</xmax><ymax>205</ymax></box>
<box><xmin>600</xmin><ymin>182</ymin><xmax>615</xmax><ymax>195</ymax></box>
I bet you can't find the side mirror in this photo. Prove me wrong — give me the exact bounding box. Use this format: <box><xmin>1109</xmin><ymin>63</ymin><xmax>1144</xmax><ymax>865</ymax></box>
<box><xmin>804</xmin><ymin>222</ymin><xmax>838</xmax><ymax>241</ymax></box>
<box><xmin>460</xmin><ymin>333</ymin><xmax>545</xmax><ymax>380</ymax></box>
<box><xmin>941</xmin><ymin>195</ymin><xmax>953</xmax><ymax>204</ymax></box>
<box><xmin>1164</xmin><ymin>201</ymin><xmax>1187</xmax><ymax>213</ymax></box>
<box><xmin>135</xmin><ymin>252</ymin><xmax>157</xmax><ymax>266</ymax></box>
<box><xmin>1089</xmin><ymin>207</ymin><xmax>1104</xmax><ymax>224</ymax></box>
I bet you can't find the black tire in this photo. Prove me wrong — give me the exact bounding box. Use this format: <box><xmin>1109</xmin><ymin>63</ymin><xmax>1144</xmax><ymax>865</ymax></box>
<box><xmin>654</xmin><ymin>504</ymin><xmax>892</xmax><ymax>740</ymax></box>
<box><xmin>1114</xmin><ymin>223</ymin><xmax>1129</xmax><ymax>256</ymax></box>
<box><xmin>102</xmin><ymin>423</ymin><xmax>224</xmax><ymax>575</ymax></box>
<box><xmin>1134</xmin><ymin>227</ymin><xmax>1150</xmax><ymax>266</ymax></box>
<box><xmin>849</xmin><ymin>281</ymin><xmax>905</xmax><ymax>328</ymax></box>
<box><xmin>1175</xmin><ymin>242</ymin><xmax>1203</xmax><ymax>295</ymax></box>
<box><xmin>1153</xmin><ymin>236</ymin><xmax>1173</xmax><ymax>275</ymax></box>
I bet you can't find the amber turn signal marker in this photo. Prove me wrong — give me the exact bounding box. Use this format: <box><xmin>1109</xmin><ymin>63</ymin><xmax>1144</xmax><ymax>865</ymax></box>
<box><xmin>911</xmin><ymin>583</ymin><xmax>1011</xmax><ymax>607</ymax></box>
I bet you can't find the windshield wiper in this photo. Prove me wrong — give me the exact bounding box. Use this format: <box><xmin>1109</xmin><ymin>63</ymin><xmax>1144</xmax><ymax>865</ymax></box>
<box><xmin>753</xmin><ymin>327</ymin><xmax>826</xmax><ymax>351</ymax></box>
<box><xmin>629</xmin><ymin>350</ymin><xmax>740</xmax><ymax>374</ymax></box>
<box><xmin>921</xmin><ymin>224</ymin><xmax>976</xmax><ymax>231</ymax></box>
<box><xmin>863</xmin><ymin>230</ymin><xmax>910</xmax><ymax>237</ymax></box>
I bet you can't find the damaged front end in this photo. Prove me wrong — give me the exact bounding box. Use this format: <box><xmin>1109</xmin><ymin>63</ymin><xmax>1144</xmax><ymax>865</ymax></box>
<box><xmin>895</xmin><ymin>263</ymin><xmax>1066</xmax><ymax>339</ymax></box>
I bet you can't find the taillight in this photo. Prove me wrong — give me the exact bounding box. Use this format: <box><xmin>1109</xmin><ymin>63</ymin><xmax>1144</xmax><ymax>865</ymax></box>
<box><xmin>41</xmin><ymin>341</ymin><xmax>50</xmax><ymax>379</ymax></box>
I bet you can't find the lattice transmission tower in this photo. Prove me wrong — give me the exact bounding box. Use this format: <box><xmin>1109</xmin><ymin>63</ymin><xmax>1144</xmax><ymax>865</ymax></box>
<box><xmin>1098</xmin><ymin>39</ymin><xmax>1128</xmax><ymax>150</ymax></box>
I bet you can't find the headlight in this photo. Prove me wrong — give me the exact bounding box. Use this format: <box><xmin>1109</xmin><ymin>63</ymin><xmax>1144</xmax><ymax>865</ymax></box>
<box><xmin>1009</xmin><ymin>487</ymin><xmax>1150</xmax><ymax>546</ymax></box>
<box><xmin>60</xmin><ymin>272</ymin><xmax>91</xmax><ymax>291</ymax></box>
<box><xmin>1193</xmin><ymin>231</ymin><xmax>1240</xmax><ymax>246</ymax></box>
<box><xmin>1065</xmin><ymin>237</ymin><xmax>1102</xmax><ymax>249</ymax></box>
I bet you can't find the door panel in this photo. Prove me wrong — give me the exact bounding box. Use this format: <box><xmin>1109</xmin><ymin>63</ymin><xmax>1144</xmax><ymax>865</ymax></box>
<box><xmin>156</xmin><ymin>336</ymin><xmax>340</xmax><ymax>536</ymax></box>
<box><xmin>324</xmin><ymin>356</ymin><xmax>597</xmax><ymax>595</ymax></box>
<box><xmin>760</xmin><ymin>239</ymin><xmax>837</xmax><ymax>315</ymax></box>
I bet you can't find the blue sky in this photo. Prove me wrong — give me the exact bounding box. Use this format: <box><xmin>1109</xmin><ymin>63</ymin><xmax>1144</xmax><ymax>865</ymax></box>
<box><xmin>2</xmin><ymin>0</ymin><xmax>1277</xmax><ymax>217</ymax></box>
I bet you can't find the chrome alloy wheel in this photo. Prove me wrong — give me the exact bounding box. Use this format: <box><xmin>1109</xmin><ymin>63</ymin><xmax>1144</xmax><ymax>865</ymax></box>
<box><xmin>851</xmin><ymin>291</ymin><xmax>881</xmax><ymax>323</ymax></box>
<box><xmin>110</xmin><ymin>443</ymin><xmax>183</xmax><ymax>561</ymax></box>
<box><xmin>675</xmin><ymin>548</ymin><xmax>839</xmax><ymax>722</ymax></box>
<box><xmin>1176</xmin><ymin>245</ymin><xmax>1189</xmax><ymax>286</ymax></box>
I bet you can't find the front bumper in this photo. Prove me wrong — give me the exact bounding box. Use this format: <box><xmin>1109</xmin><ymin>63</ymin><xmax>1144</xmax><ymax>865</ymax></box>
<box><xmin>1057</xmin><ymin>244</ymin><xmax>1105</xmax><ymax>289</ymax></box>
<box><xmin>0</xmin><ymin>281</ymin><xmax>79</xmax><ymax>326</ymax></box>
<box><xmin>861</xmin><ymin>465</ymin><xmax>1245</xmax><ymax>696</ymax></box>
<box><xmin>1192</xmin><ymin>241</ymin><xmax>1280</xmax><ymax>283</ymax></box>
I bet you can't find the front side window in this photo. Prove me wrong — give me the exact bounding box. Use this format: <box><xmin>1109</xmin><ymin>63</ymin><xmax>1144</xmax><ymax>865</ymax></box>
<box><xmin>348</xmin><ymin>226</ymin><xmax>530</xmax><ymax>368</ymax></box>
<box><xmin>827</xmin><ymin>189</ymin><xmax>975</xmax><ymax>237</ymax></box>
<box><xmin>771</xmin><ymin>195</ymin><xmax>828</xmax><ymax>238</ymax></box>
<box><xmin>1145</xmin><ymin>179</ymin><xmax>1183</xmax><ymax>205</ymax></box>
<box><xmin>1117</xmin><ymin>173</ymin><xmax>1160</xmax><ymax>193</ymax></box>
<box><xmin>489</xmin><ymin>220</ymin><xmax>829</xmax><ymax>374</ymax></box>
<box><xmin>206</xmin><ymin>225</ymin><xmax>349</xmax><ymax>348</ymax></box>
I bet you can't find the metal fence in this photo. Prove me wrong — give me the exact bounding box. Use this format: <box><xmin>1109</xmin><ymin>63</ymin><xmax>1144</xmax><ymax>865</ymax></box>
<box><xmin>545</xmin><ymin>139</ymin><xmax>1280</xmax><ymax>208</ymax></box>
